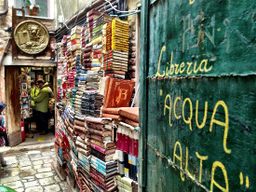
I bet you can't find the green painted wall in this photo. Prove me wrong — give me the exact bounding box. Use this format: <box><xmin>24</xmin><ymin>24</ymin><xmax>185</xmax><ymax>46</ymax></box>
<box><xmin>141</xmin><ymin>0</ymin><xmax>256</xmax><ymax>191</ymax></box>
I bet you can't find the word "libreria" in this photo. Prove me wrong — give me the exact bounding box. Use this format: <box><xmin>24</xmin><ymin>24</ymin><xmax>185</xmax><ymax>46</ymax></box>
<box><xmin>155</xmin><ymin>46</ymin><xmax>213</xmax><ymax>77</ymax></box>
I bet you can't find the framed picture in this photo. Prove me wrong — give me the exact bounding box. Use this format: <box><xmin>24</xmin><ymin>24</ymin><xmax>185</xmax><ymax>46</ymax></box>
<box><xmin>21</xmin><ymin>83</ymin><xmax>27</xmax><ymax>91</ymax></box>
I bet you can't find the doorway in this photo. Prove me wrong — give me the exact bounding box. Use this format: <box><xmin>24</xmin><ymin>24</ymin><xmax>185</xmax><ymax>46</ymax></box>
<box><xmin>5</xmin><ymin>66</ymin><xmax>56</xmax><ymax>146</ymax></box>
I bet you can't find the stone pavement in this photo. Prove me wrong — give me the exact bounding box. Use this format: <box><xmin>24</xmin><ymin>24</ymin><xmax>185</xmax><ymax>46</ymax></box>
<box><xmin>0</xmin><ymin>148</ymin><xmax>68</xmax><ymax>192</ymax></box>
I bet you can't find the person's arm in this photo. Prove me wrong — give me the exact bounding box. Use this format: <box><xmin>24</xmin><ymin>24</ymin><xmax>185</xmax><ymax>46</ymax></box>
<box><xmin>30</xmin><ymin>87</ymin><xmax>34</xmax><ymax>98</ymax></box>
<box><xmin>33</xmin><ymin>89</ymin><xmax>46</xmax><ymax>103</ymax></box>
<box><xmin>48</xmin><ymin>87</ymin><xmax>54</xmax><ymax>98</ymax></box>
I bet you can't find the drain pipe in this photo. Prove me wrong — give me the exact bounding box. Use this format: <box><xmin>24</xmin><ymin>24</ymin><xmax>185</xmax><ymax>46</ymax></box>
<box><xmin>139</xmin><ymin>0</ymin><xmax>149</xmax><ymax>191</ymax></box>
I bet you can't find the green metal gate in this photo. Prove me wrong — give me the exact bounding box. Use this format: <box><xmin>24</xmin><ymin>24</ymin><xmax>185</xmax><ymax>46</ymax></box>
<box><xmin>139</xmin><ymin>0</ymin><xmax>256</xmax><ymax>191</ymax></box>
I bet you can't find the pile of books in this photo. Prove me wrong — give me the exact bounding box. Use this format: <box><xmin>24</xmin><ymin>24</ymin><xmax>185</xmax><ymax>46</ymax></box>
<box><xmin>115</xmin><ymin>107</ymin><xmax>139</xmax><ymax>191</ymax></box>
<box><xmin>116</xmin><ymin>122</ymin><xmax>139</xmax><ymax>181</ymax></box>
<box><xmin>70</xmin><ymin>26</ymin><xmax>82</xmax><ymax>51</ymax></box>
<box><xmin>74</xmin><ymin>78</ymin><xmax>86</xmax><ymax>113</ymax></box>
<box><xmin>87</xmin><ymin>10</ymin><xmax>101</xmax><ymax>42</ymax></box>
<box><xmin>104</xmin><ymin>18</ymin><xmax>129</xmax><ymax>78</ymax></box>
<box><xmin>62</xmin><ymin>107</ymin><xmax>75</xmax><ymax>136</ymax></box>
<box><xmin>93</xmin><ymin>14</ymin><xmax>111</xmax><ymax>41</ymax></box>
<box><xmin>74</xmin><ymin>116</ymin><xmax>91</xmax><ymax>191</ymax></box>
<box><xmin>83</xmin><ymin>44</ymin><xmax>92</xmax><ymax>70</ymax></box>
<box><xmin>55</xmin><ymin>9</ymin><xmax>140</xmax><ymax>192</ymax></box>
<box><xmin>128</xmin><ymin>22</ymin><xmax>137</xmax><ymax>80</ymax></box>
<box><xmin>111</xmin><ymin>18</ymin><xmax>129</xmax><ymax>52</ymax></box>
<box><xmin>116</xmin><ymin>175</ymin><xmax>138</xmax><ymax>192</ymax></box>
<box><xmin>55</xmin><ymin>121</ymin><xmax>70</xmax><ymax>166</ymax></box>
<box><xmin>86</xmin><ymin>117</ymin><xmax>118</xmax><ymax>191</ymax></box>
<box><xmin>104</xmin><ymin>50</ymin><xmax>129</xmax><ymax>79</ymax></box>
<box><xmin>81</xmin><ymin>90</ymin><xmax>103</xmax><ymax>117</ymax></box>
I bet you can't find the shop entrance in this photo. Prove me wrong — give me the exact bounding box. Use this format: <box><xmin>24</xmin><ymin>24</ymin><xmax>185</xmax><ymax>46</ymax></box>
<box><xmin>5</xmin><ymin>66</ymin><xmax>56</xmax><ymax>146</ymax></box>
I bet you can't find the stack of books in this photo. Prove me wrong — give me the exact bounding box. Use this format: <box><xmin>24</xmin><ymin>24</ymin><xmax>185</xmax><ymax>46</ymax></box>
<box><xmin>74</xmin><ymin>116</ymin><xmax>91</xmax><ymax>191</ymax></box>
<box><xmin>83</xmin><ymin>44</ymin><xmax>92</xmax><ymax>69</ymax></box>
<box><xmin>55</xmin><ymin>122</ymin><xmax>70</xmax><ymax>166</ymax></box>
<box><xmin>104</xmin><ymin>18</ymin><xmax>129</xmax><ymax>78</ymax></box>
<box><xmin>115</xmin><ymin>107</ymin><xmax>139</xmax><ymax>190</ymax></box>
<box><xmin>128</xmin><ymin>23</ymin><xmax>137</xmax><ymax>80</ymax></box>
<box><xmin>73</xmin><ymin>79</ymin><xmax>86</xmax><ymax>113</ymax></box>
<box><xmin>81</xmin><ymin>90</ymin><xmax>103</xmax><ymax>117</ymax></box>
<box><xmin>60</xmin><ymin>107</ymin><xmax>79</xmax><ymax>185</ymax></box>
<box><xmin>62</xmin><ymin>107</ymin><xmax>75</xmax><ymax>136</ymax></box>
<box><xmin>85</xmin><ymin>117</ymin><xmax>118</xmax><ymax>191</ymax></box>
<box><xmin>74</xmin><ymin>115</ymin><xmax>86</xmax><ymax>137</ymax></box>
<box><xmin>77</xmin><ymin>153</ymin><xmax>91</xmax><ymax>191</ymax></box>
<box><xmin>116</xmin><ymin>175</ymin><xmax>138</xmax><ymax>192</ymax></box>
<box><xmin>104</xmin><ymin>50</ymin><xmax>129</xmax><ymax>79</ymax></box>
<box><xmin>102</xmin><ymin>107</ymin><xmax>121</xmax><ymax>121</ymax></box>
<box><xmin>70</xmin><ymin>26</ymin><xmax>82</xmax><ymax>51</ymax></box>
<box><xmin>87</xmin><ymin>10</ymin><xmax>101</xmax><ymax>42</ymax></box>
<box><xmin>86</xmin><ymin>71</ymin><xmax>102</xmax><ymax>90</ymax></box>
<box><xmin>69</xmin><ymin>137</ymin><xmax>79</xmax><ymax>181</ymax></box>
<box><xmin>81</xmin><ymin>26</ymin><xmax>86</xmax><ymax>48</ymax></box>
<box><xmin>106</xmin><ymin>21</ymin><xmax>112</xmax><ymax>52</ymax></box>
<box><xmin>92</xmin><ymin>13</ymin><xmax>111</xmax><ymax>41</ymax></box>
<box><xmin>119</xmin><ymin>107</ymin><xmax>139</xmax><ymax>127</ymax></box>
<box><xmin>91</xmin><ymin>36</ymin><xmax>103</xmax><ymax>71</ymax></box>
<box><xmin>116</xmin><ymin>122</ymin><xmax>139</xmax><ymax>183</ymax></box>
<box><xmin>111</xmin><ymin>18</ymin><xmax>129</xmax><ymax>52</ymax></box>
<box><xmin>102</xmin><ymin>23</ymin><xmax>108</xmax><ymax>54</ymax></box>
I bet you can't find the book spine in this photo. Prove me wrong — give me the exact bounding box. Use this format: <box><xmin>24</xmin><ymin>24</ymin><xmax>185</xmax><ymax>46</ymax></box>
<box><xmin>91</xmin><ymin>164</ymin><xmax>106</xmax><ymax>176</ymax></box>
<box><xmin>91</xmin><ymin>158</ymin><xmax>106</xmax><ymax>170</ymax></box>
<box><xmin>116</xmin><ymin>180</ymin><xmax>132</xmax><ymax>191</ymax></box>
<box><xmin>91</xmin><ymin>149</ymin><xmax>105</xmax><ymax>162</ymax></box>
<box><xmin>91</xmin><ymin>156</ymin><xmax>105</xmax><ymax>166</ymax></box>
<box><xmin>91</xmin><ymin>143</ymin><xmax>106</xmax><ymax>154</ymax></box>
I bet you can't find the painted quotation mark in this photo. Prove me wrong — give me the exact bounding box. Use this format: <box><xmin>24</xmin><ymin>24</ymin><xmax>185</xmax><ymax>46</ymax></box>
<box><xmin>239</xmin><ymin>172</ymin><xmax>250</xmax><ymax>189</ymax></box>
<box><xmin>159</xmin><ymin>89</ymin><xmax>163</xmax><ymax>96</ymax></box>
<box><xmin>189</xmin><ymin>0</ymin><xmax>195</xmax><ymax>5</ymax></box>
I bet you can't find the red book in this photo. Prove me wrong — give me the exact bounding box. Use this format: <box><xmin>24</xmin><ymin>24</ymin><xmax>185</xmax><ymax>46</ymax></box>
<box><xmin>119</xmin><ymin>107</ymin><xmax>139</xmax><ymax>123</ymax></box>
<box><xmin>91</xmin><ymin>143</ymin><xmax>106</xmax><ymax>154</ymax></box>
<box><xmin>102</xmin><ymin>107</ymin><xmax>121</xmax><ymax>115</ymax></box>
<box><xmin>117</xmin><ymin>132</ymin><xmax>122</xmax><ymax>150</ymax></box>
<box><xmin>122</xmin><ymin>118</ymin><xmax>139</xmax><ymax>127</ymax></box>
<box><xmin>104</xmin><ymin>78</ymin><xmax>135</xmax><ymax>108</ymax></box>
<box><xmin>123</xmin><ymin>134</ymin><xmax>129</xmax><ymax>153</ymax></box>
<box><xmin>102</xmin><ymin>113</ymin><xmax>121</xmax><ymax>121</ymax></box>
<box><xmin>133</xmin><ymin>139</ymin><xmax>139</xmax><ymax>157</ymax></box>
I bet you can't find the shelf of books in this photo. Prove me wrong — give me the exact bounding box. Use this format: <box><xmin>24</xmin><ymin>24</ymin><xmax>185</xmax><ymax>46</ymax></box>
<box><xmin>54</xmin><ymin>8</ymin><xmax>139</xmax><ymax>192</ymax></box>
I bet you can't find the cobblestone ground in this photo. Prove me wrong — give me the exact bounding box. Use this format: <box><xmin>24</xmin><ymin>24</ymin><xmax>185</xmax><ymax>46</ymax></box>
<box><xmin>0</xmin><ymin>148</ymin><xmax>68</xmax><ymax>192</ymax></box>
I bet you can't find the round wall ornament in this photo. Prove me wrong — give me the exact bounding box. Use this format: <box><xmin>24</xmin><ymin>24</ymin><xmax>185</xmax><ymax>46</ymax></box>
<box><xmin>14</xmin><ymin>20</ymin><xmax>49</xmax><ymax>55</ymax></box>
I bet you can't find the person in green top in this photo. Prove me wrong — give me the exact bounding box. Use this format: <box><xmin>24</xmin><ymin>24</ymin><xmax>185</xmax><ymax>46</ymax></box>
<box><xmin>30</xmin><ymin>81</ymin><xmax>40</xmax><ymax>105</ymax></box>
<box><xmin>32</xmin><ymin>78</ymin><xmax>53</xmax><ymax>134</ymax></box>
<box><xmin>30</xmin><ymin>81</ymin><xmax>40</xmax><ymax>131</ymax></box>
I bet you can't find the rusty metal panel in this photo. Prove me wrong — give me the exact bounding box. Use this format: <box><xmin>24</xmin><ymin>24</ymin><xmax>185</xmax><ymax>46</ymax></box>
<box><xmin>140</xmin><ymin>0</ymin><xmax>256</xmax><ymax>191</ymax></box>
